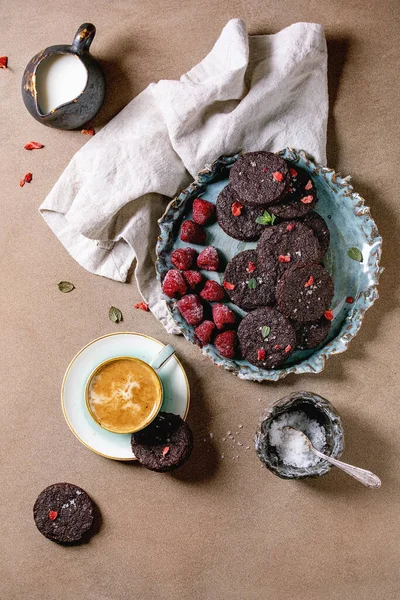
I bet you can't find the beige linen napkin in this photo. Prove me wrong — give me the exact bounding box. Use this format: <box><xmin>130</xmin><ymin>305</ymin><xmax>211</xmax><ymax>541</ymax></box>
<box><xmin>40</xmin><ymin>18</ymin><xmax>328</xmax><ymax>333</ymax></box>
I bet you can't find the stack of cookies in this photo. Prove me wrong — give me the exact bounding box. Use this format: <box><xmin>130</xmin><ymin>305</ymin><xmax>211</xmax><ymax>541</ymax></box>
<box><xmin>162</xmin><ymin>151</ymin><xmax>335</xmax><ymax>370</ymax></box>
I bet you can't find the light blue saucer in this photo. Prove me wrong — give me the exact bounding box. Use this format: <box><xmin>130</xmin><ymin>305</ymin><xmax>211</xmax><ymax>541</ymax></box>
<box><xmin>62</xmin><ymin>332</ymin><xmax>190</xmax><ymax>460</ymax></box>
<box><xmin>156</xmin><ymin>149</ymin><xmax>383</xmax><ymax>382</ymax></box>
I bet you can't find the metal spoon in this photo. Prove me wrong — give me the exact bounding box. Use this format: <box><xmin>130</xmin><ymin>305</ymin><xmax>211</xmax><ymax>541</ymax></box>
<box><xmin>284</xmin><ymin>427</ymin><xmax>381</xmax><ymax>489</ymax></box>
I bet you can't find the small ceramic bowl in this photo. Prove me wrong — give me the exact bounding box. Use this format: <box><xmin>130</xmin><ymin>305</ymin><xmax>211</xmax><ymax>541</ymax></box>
<box><xmin>254</xmin><ymin>391</ymin><xmax>344</xmax><ymax>479</ymax></box>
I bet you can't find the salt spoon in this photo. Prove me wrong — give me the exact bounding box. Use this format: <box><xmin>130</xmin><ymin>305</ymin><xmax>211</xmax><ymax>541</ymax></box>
<box><xmin>283</xmin><ymin>427</ymin><xmax>381</xmax><ymax>489</ymax></box>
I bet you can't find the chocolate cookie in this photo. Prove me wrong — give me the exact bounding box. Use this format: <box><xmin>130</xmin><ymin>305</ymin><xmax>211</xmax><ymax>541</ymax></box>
<box><xmin>301</xmin><ymin>211</ymin><xmax>330</xmax><ymax>257</ymax></box>
<box><xmin>237</xmin><ymin>307</ymin><xmax>296</xmax><ymax>369</ymax></box>
<box><xmin>131</xmin><ymin>412</ymin><xmax>193</xmax><ymax>472</ymax></box>
<box><xmin>268</xmin><ymin>164</ymin><xmax>317</xmax><ymax>219</ymax></box>
<box><xmin>276</xmin><ymin>263</ymin><xmax>334</xmax><ymax>323</ymax></box>
<box><xmin>223</xmin><ymin>250</ymin><xmax>275</xmax><ymax>310</ymax></box>
<box><xmin>295</xmin><ymin>316</ymin><xmax>331</xmax><ymax>350</ymax></box>
<box><xmin>229</xmin><ymin>152</ymin><xmax>290</xmax><ymax>207</ymax></box>
<box><xmin>216</xmin><ymin>184</ymin><xmax>266</xmax><ymax>241</ymax></box>
<box><xmin>256</xmin><ymin>221</ymin><xmax>322</xmax><ymax>279</ymax></box>
<box><xmin>33</xmin><ymin>483</ymin><xmax>95</xmax><ymax>544</ymax></box>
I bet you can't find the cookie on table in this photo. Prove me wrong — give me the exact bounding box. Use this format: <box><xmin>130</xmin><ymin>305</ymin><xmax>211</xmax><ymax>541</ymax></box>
<box><xmin>237</xmin><ymin>306</ymin><xmax>296</xmax><ymax>369</ymax></box>
<box><xmin>33</xmin><ymin>483</ymin><xmax>95</xmax><ymax>544</ymax></box>
<box><xmin>268</xmin><ymin>165</ymin><xmax>317</xmax><ymax>219</ymax></box>
<box><xmin>301</xmin><ymin>211</ymin><xmax>330</xmax><ymax>257</ymax></box>
<box><xmin>256</xmin><ymin>221</ymin><xmax>322</xmax><ymax>279</ymax></box>
<box><xmin>216</xmin><ymin>184</ymin><xmax>266</xmax><ymax>241</ymax></box>
<box><xmin>229</xmin><ymin>151</ymin><xmax>290</xmax><ymax>207</ymax></box>
<box><xmin>223</xmin><ymin>250</ymin><xmax>275</xmax><ymax>311</ymax></box>
<box><xmin>295</xmin><ymin>316</ymin><xmax>332</xmax><ymax>350</ymax></box>
<box><xmin>131</xmin><ymin>412</ymin><xmax>193</xmax><ymax>472</ymax></box>
<box><xmin>276</xmin><ymin>263</ymin><xmax>334</xmax><ymax>323</ymax></box>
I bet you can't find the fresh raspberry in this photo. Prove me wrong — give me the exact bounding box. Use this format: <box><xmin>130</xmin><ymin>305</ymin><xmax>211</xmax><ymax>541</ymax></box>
<box><xmin>305</xmin><ymin>179</ymin><xmax>313</xmax><ymax>190</ymax></box>
<box><xmin>231</xmin><ymin>201</ymin><xmax>243</xmax><ymax>216</ymax></box>
<box><xmin>300</xmin><ymin>195</ymin><xmax>314</xmax><ymax>204</ymax></box>
<box><xmin>212</xmin><ymin>303</ymin><xmax>236</xmax><ymax>330</ymax></box>
<box><xmin>197</xmin><ymin>246</ymin><xmax>219</xmax><ymax>271</ymax></box>
<box><xmin>194</xmin><ymin>320</ymin><xmax>215</xmax><ymax>346</ymax></box>
<box><xmin>177</xmin><ymin>294</ymin><xmax>204</xmax><ymax>325</ymax></box>
<box><xmin>278</xmin><ymin>254</ymin><xmax>291</xmax><ymax>263</ymax></box>
<box><xmin>200</xmin><ymin>280</ymin><xmax>225</xmax><ymax>302</ymax></box>
<box><xmin>214</xmin><ymin>330</ymin><xmax>237</xmax><ymax>359</ymax></box>
<box><xmin>180</xmin><ymin>220</ymin><xmax>206</xmax><ymax>244</ymax></box>
<box><xmin>246</xmin><ymin>262</ymin><xmax>256</xmax><ymax>273</ymax></box>
<box><xmin>192</xmin><ymin>198</ymin><xmax>216</xmax><ymax>225</ymax></box>
<box><xmin>171</xmin><ymin>247</ymin><xmax>197</xmax><ymax>270</ymax></box>
<box><xmin>162</xmin><ymin>269</ymin><xmax>187</xmax><ymax>298</ymax></box>
<box><xmin>183</xmin><ymin>270</ymin><xmax>204</xmax><ymax>290</ymax></box>
<box><xmin>286</xmin><ymin>222</ymin><xmax>296</xmax><ymax>232</ymax></box>
<box><xmin>223</xmin><ymin>281</ymin><xmax>235</xmax><ymax>291</ymax></box>
<box><xmin>272</xmin><ymin>171</ymin><xmax>284</xmax><ymax>182</ymax></box>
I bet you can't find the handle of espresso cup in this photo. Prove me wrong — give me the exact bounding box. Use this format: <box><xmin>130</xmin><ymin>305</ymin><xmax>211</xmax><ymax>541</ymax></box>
<box><xmin>72</xmin><ymin>23</ymin><xmax>96</xmax><ymax>54</ymax></box>
<box><xmin>150</xmin><ymin>344</ymin><xmax>175</xmax><ymax>372</ymax></box>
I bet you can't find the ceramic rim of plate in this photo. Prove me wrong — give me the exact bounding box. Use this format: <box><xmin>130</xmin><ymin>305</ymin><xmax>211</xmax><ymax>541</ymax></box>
<box><xmin>61</xmin><ymin>331</ymin><xmax>190</xmax><ymax>460</ymax></box>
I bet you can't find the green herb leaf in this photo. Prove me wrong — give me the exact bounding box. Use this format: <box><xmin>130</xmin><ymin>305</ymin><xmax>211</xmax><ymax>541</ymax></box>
<box><xmin>261</xmin><ymin>325</ymin><xmax>271</xmax><ymax>339</ymax></box>
<box><xmin>58</xmin><ymin>281</ymin><xmax>75</xmax><ymax>293</ymax></box>
<box><xmin>109</xmin><ymin>306</ymin><xmax>123</xmax><ymax>323</ymax></box>
<box><xmin>348</xmin><ymin>247</ymin><xmax>363</xmax><ymax>263</ymax></box>
<box><xmin>248</xmin><ymin>278</ymin><xmax>257</xmax><ymax>290</ymax></box>
<box><xmin>255</xmin><ymin>210</ymin><xmax>276</xmax><ymax>226</ymax></box>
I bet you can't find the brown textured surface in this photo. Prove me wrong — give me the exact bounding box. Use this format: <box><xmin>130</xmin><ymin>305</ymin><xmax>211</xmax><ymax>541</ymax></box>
<box><xmin>1</xmin><ymin>1</ymin><xmax>399</xmax><ymax>599</ymax></box>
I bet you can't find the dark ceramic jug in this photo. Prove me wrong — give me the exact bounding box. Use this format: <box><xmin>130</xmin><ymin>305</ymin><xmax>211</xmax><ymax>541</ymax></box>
<box><xmin>22</xmin><ymin>23</ymin><xmax>105</xmax><ymax>130</ymax></box>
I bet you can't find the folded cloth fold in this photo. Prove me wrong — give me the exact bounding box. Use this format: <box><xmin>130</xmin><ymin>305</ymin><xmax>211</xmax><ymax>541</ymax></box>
<box><xmin>40</xmin><ymin>18</ymin><xmax>328</xmax><ymax>334</ymax></box>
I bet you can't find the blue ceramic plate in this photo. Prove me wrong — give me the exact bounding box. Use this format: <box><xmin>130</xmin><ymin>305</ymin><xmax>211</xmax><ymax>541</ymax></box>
<box><xmin>156</xmin><ymin>149</ymin><xmax>382</xmax><ymax>381</ymax></box>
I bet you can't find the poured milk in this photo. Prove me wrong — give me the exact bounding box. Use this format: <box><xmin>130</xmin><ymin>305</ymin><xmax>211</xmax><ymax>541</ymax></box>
<box><xmin>87</xmin><ymin>359</ymin><xmax>162</xmax><ymax>434</ymax></box>
<box><xmin>35</xmin><ymin>54</ymin><xmax>88</xmax><ymax>115</ymax></box>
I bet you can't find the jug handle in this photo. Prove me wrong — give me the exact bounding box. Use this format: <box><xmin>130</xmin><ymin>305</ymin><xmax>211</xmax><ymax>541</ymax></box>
<box><xmin>72</xmin><ymin>23</ymin><xmax>96</xmax><ymax>54</ymax></box>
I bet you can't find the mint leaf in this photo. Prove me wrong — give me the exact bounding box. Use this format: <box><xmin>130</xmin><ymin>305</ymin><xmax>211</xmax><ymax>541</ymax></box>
<box><xmin>348</xmin><ymin>247</ymin><xmax>363</xmax><ymax>263</ymax></box>
<box><xmin>261</xmin><ymin>326</ymin><xmax>270</xmax><ymax>339</ymax></box>
<box><xmin>109</xmin><ymin>306</ymin><xmax>123</xmax><ymax>323</ymax></box>
<box><xmin>248</xmin><ymin>278</ymin><xmax>257</xmax><ymax>290</ymax></box>
<box><xmin>58</xmin><ymin>281</ymin><xmax>75</xmax><ymax>293</ymax></box>
<box><xmin>255</xmin><ymin>210</ymin><xmax>276</xmax><ymax>226</ymax></box>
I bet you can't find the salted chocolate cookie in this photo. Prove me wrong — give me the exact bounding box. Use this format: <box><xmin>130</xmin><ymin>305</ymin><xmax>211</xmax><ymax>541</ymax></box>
<box><xmin>33</xmin><ymin>483</ymin><xmax>95</xmax><ymax>544</ymax></box>
<box><xmin>301</xmin><ymin>211</ymin><xmax>330</xmax><ymax>257</ymax></box>
<box><xmin>229</xmin><ymin>152</ymin><xmax>290</xmax><ymax>207</ymax></box>
<box><xmin>223</xmin><ymin>250</ymin><xmax>275</xmax><ymax>311</ymax></box>
<box><xmin>256</xmin><ymin>221</ymin><xmax>321</xmax><ymax>279</ymax></box>
<box><xmin>276</xmin><ymin>263</ymin><xmax>334</xmax><ymax>323</ymax></box>
<box><xmin>237</xmin><ymin>307</ymin><xmax>296</xmax><ymax>369</ymax></box>
<box><xmin>268</xmin><ymin>164</ymin><xmax>317</xmax><ymax>219</ymax></box>
<box><xmin>216</xmin><ymin>184</ymin><xmax>266</xmax><ymax>241</ymax></box>
<box><xmin>295</xmin><ymin>316</ymin><xmax>332</xmax><ymax>350</ymax></box>
<box><xmin>131</xmin><ymin>412</ymin><xmax>193</xmax><ymax>473</ymax></box>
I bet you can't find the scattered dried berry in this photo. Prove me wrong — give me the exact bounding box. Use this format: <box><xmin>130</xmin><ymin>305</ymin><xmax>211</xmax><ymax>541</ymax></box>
<box><xmin>284</xmin><ymin>345</ymin><xmax>292</xmax><ymax>353</ymax></box>
<box><xmin>214</xmin><ymin>330</ymin><xmax>237</xmax><ymax>359</ymax></box>
<box><xmin>272</xmin><ymin>171</ymin><xmax>284</xmax><ymax>182</ymax></box>
<box><xmin>278</xmin><ymin>254</ymin><xmax>291</xmax><ymax>263</ymax></box>
<box><xmin>200</xmin><ymin>280</ymin><xmax>225</xmax><ymax>302</ymax></box>
<box><xmin>223</xmin><ymin>281</ymin><xmax>235</xmax><ymax>291</ymax></box>
<box><xmin>177</xmin><ymin>294</ymin><xmax>204</xmax><ymax>325</ymax></box>
<box><xmin>246</xmin><ymin>262</ymin><xmax>256</xmax><ymax>273</ymax></box>
<box><xmin>48</xmin><ymin>511</ymin><xmax>58</xmax><ymax>521</ymax></box>
<box><xmin>286</xmin><ymin>222</ymin><xmax>296</xmax><ymax>232</ymax></box>
<box><xmin>194</xmin><ymin>320</ymin><xmax>215</xmax><ymax>346</ymax></box>
<box><xmin>24</xmin><ymin>141</ymin><xmax>44</xmax><ymax>150</ymax></box>
<box><xmin>346</xmin><ymin>296</ymin><xmax>354</xmax><ymax>304</ymax></box>
<box><xmin>134</xmin><ymin>302</ymin><xmax>149</xmax><ymax>311</ymax></box>
<box><xmin>180</xmin><ymin>220</ymin><xmax>206</xmax><ymax>244</ymax></box>
<box><xmin>304</xmin><ymin>276</ymin><xmax>314</xmax><ymax>288</ymax></box>
<box><xmin>183</xmin><ymin>270</ymin><xmax>204</xmax><ymax>290</ymax></box>
<box><xmin>257</xmin><ymin>348</ymin><xmax>266</xmax><ymax>361</ymax></box>
<box><xmin>162</xmin><ymin>446</ymin><xmax>170</xmax><ymax>457</ymax></box>
<box><xmin>300</xmin><ymin>194</ymin><xmax>314</xmax><ymax>204</ymax></box>
<box><xmin>262</xmin><ymin>167</ymin><xmax>268</xmax><ymax>173</ymax></box>
<box><xmin>0</xmin><ymin>56</ymin><xmax>8</xmax><ymax>69</ymax></box>
<box><xmin>19</xmin><ymin>179</ymin><xmax>25</xmax><ymax>187</ymax></box>
<box><xmin>81</xmin><ymin>128</ymin><xmax>95</xmax><ymax>135</ymax></box>
<box><xmin>24</xmin><ymin>172</ymin><xmax>33</xmax><ymax>183</ymax></box>
<box><xmin>305</xmin><ymin>179</ymin><xmax>313</xmax><ymax>190</ymax></box>
<box><xmin>324</xmin><ymin>310</ymin><xmax>334</xmax><ymax>321</ymax></box>
<box><xmin>192</xmin><ymin>198</ymin><xmax>215</xmax><ymax>225</ymax></box>
<box><xmin>171</xmin><ymin>247</ymin><xmax>197</xmax><ymax>270</ymax></box>
<box><xmin>290</xmin><ymin>168</ymin><xmax>298</xmax><ymax>178</ymax></box>
<box><xmin>212</xmin><ymin>303</ymin><xmax>236</xmax><ymax>330</ymax></box>
<box><xmin>162</xmin><ymin>269</ymin><xmax>187</xmax><ymax>298</ymax></box>
<box><xmin>231</xmin><ymin>201</ymin><xmax>243</xmax><ymax>216</ymax></box>
<box><xmin>197</xmin><ymin>246</ymin><xmax>219</xmax><ymax>271</ymax></box>
<box><xmin>273</xmin><ymin>344</ymin><xmax>282</xmax><ymax>350</ymax></box>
